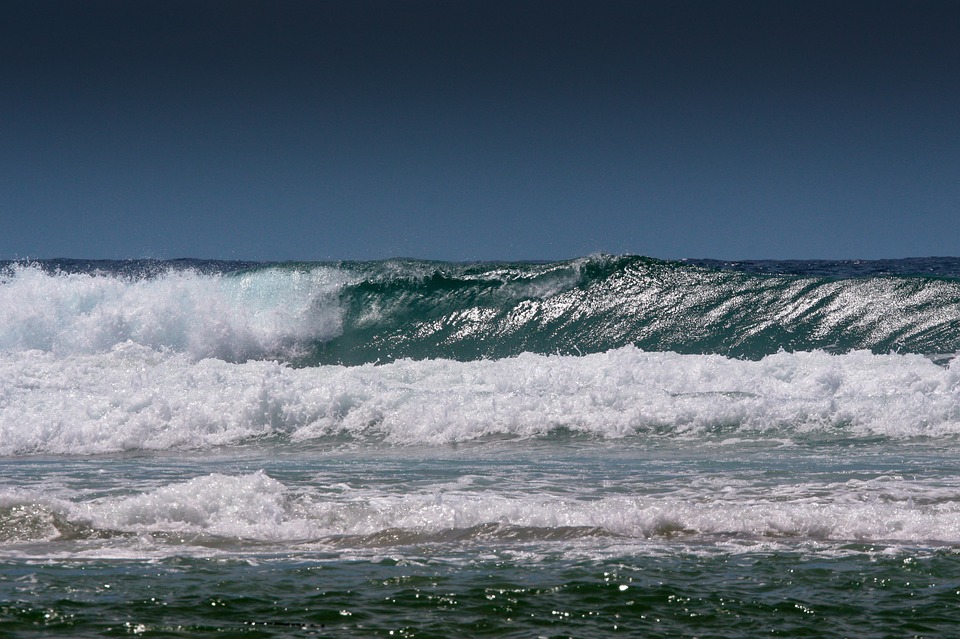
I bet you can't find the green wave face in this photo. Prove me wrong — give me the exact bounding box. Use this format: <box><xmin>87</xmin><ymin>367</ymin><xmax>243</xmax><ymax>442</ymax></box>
<box><xmin>302</xmin><ymin>255</ymin><xmax>960</xmax><ymax>365</ymax></box>
<box><xmin>5</xmin><ymin>256</ymin><xmax>959</xmax><ymax>365</ymax></box>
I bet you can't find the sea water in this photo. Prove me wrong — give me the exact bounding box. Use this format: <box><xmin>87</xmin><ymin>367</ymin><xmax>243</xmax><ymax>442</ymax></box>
<box><xmin>2</xmin><ymin>256</ymin><xmax>960</xmax><ymax>637</ymax></box>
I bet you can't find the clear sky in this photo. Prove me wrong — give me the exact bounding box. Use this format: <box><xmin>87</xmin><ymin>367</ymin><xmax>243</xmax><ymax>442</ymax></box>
<box><xmin>2</xmin><ymin>0</ymin><xmax>959</xmax><ymax>262</ymax></box>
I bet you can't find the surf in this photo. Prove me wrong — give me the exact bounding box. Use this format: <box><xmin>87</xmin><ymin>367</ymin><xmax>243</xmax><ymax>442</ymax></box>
<box><xmin>3</xmin><ymin>255</ymin><xmax>960</xmax><ymax>366</ymax></box>
<box><xmin>2</xmin><ymin>345</ymin><xmax>959</xmax><ymax>455</ymax></box>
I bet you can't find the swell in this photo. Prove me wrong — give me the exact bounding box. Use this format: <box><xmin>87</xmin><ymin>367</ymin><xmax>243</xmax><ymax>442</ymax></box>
<box><xmin>310</xmin><ymin>255</ymin><xmax>960</xmax><ymax>364</ymax></box>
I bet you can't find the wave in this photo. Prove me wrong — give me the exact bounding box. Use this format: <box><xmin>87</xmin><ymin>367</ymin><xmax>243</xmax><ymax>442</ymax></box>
<box><xmin>0</xmin><ymin>261</ymin><xmax>348</xmax><ymax>362</ymax></box>
<box><xmin>5</xmin><ymin>469</ymin><xmax>960</xmax><ymax>550</ymax></box>
<box><xmin>318</xmin><ymin>255</ymin><xmax>960</xmax><ymax>364</ymax></box>
<box><xmin>3</xmin><ymin>256</ymin><xmax>960</xmax><ymax>364</ymax></box>
<box><xmin>2</xmin><ymin>345</ymin><xmax>959</xmax><ymax>455</ymax></box>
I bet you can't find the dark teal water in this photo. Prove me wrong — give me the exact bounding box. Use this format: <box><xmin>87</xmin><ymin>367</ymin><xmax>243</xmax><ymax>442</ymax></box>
<box><xmin>5</xmin><ymin>549</ymin><xmax>960</xmax><ymax>638</ymax></box>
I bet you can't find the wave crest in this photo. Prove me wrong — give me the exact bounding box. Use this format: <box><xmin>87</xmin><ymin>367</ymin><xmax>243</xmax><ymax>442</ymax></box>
<box><xmin>0</xmin><ymin>263</ymin><xmax>347</xmax><ymax>361</ymax></box>
<box><xmin>3</xmin><ymin>256</ymin><xmax>960</xmax><ymax>364</ymax></box>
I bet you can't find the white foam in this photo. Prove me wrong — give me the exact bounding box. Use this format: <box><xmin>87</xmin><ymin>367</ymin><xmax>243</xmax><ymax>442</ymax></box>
<box><xmin>37</xmin><ymin>470</ymin><xmax>960</xmax><ymax>547</ymax></box>
<box><xmin>72</xmin><ymin>471</ymin><xmax>317</xmax><ymax>540</ymax></box>
<box><xmin>1</xmin><ymin>346</ymin><xmax>959</xmax><ymax>455</ymax></box>
<box><xmin>0</xmin><ymin>264</ymin><xmax>347</xmax><ymax>360</ymax></box>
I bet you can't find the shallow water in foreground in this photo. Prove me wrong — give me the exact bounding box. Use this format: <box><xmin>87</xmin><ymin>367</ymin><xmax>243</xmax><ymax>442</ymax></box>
<box><xmin>4</xmin><ymin>439</ymin><xmax>960</xmax><ymax>637</ymax></box>
<box><xmin>7</xmin><ymin>549</ymin><xmax>960</xmax><ymax>638</ymax></box>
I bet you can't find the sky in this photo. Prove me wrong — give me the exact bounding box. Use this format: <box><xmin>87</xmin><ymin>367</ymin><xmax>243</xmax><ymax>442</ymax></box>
<box><xmin>2</xmin><ymin>0</ymin><xmax>959</xmax><ymax>262</ymax></box>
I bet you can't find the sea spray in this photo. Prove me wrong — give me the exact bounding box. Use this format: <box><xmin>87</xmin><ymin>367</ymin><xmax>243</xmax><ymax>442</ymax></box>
<box><xmin>0</xmin><ymin>262</ymin><xmax>348</xmax><ymax>361</ymax></box>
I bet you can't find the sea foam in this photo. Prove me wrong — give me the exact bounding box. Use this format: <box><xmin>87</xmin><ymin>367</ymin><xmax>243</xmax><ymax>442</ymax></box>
<box><xmin>2</xmin><ymin>345</ymin><xmax>959</xmax><ymax>455</ymax></box>
<box><xmin>5</xmin><ymin>469</ymin><xmax>958</xmax><ymax>548</ymax></box>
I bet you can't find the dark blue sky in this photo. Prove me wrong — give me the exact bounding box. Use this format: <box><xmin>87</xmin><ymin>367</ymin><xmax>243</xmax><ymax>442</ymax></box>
<box><xmin>2</xmin><ymin>0</ymin><xmax>959</xmax><ymax>261</ymax></box>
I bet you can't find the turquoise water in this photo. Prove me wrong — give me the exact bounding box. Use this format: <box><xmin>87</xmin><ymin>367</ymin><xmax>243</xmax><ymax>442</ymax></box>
<box><xmin>3</xmin><ymin>257</ymin><xmax>960</xmax><ymax>637</ymax></box>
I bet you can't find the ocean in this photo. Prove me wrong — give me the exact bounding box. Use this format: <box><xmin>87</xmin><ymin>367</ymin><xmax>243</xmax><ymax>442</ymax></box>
<box><xmin>3</xmin><ymin>255</ymin><xmax>960</xmax><ymax>637</ymax></box>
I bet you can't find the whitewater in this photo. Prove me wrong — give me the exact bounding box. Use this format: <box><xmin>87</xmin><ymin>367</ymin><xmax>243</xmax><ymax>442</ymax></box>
<box><xmin>3</xmin><ymin>256</ymin><xmax>960</xmax><ymax>637</ymax></box>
